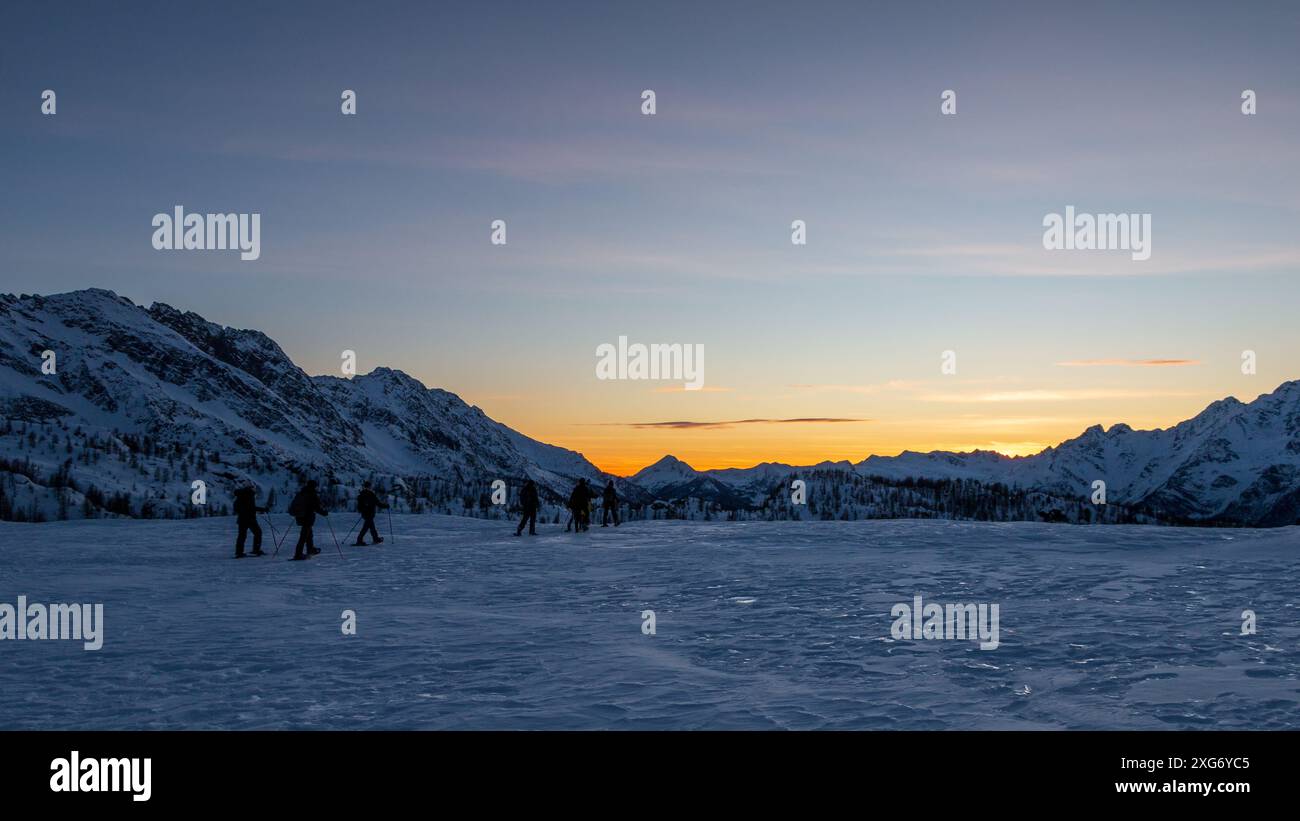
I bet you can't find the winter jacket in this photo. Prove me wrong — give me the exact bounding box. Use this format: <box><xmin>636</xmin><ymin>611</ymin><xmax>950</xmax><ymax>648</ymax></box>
<box><xmin>357</xmin><ymin>488</ymin><xmax>388</xmax><ymax>518</ymax></box>
<box><xmin>568</xmin><ymin>483</ymin><xmax>589</xmax><ymax>511</ymax></box>
<box><xmin>520</xmin><ymin>483</ymin><xmax>539</xmax><ymax>512</ymax></box>
<box><xmin>233</xmin><ymin>487</ymin><xmax>266</xmax><ymax>522</ymax></box>
<box><xmin>289</xmin><ymin>488</ymin><xmax>328</xmax><ymax>526</ymax></box>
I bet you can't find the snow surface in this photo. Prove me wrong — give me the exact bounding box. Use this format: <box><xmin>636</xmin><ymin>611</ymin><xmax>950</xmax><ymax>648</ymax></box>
<box><xmin>1</xmin><ymin>516</ymin><xmax>1297</xmax><ymax>729</ymax></box>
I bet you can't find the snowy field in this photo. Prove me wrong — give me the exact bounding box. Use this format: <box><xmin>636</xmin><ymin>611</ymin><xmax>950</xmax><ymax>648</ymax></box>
<box><xmin>1</xmin><ymin>515</ymin><xmax>1297</xmax><ymax>730</ymax></box>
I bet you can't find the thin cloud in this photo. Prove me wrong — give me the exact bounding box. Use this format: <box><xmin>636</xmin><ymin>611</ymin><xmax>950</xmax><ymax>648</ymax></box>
<box><xmin>1056</xmin><ymin>358</ymin><xmax>1201</xmax><ymax>367</ymax></box>
<box><xmin>651</xmin><ymin>385</ymin><xmax>732</xmax><ymax>393</ymax></box>
<box><xmin>886</xmin><ymin>243</ymin><xmax>1030</xmax><ymax>258</ymax></box>
<box><xmin>788</xmin><ymin>380</ymin><xmax>920</xmax><ymax>394</ymax></box>
<box><xmin>920</xmin><ymin>389</ymin><xmax>1205</xmax><ymax>403</ymax></box>
<box><xmin>616</xmin><ymin>417</ymin><xmax>869</xmax><ymax>430</ymax></box>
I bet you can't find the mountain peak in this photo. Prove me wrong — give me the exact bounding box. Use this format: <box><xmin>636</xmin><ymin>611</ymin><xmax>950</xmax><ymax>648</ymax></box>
<box><xmin>630</xmin><ymin>454</ymin><xmax>700</xmax><ymax>486</ymax></box>
<box><xmin>652</xmin><ymin>454</ymin><xmax>696</xmax><ymax>471</ymax></box>
<box><xmin>362</xmin><ymin>366</ymin><xmax>419</xmax><ymax>385</ymax></box>
<box><xmin>78</xmin><ymin>287</ymin><xmax>130</xmax><ymax>303</ymax></box>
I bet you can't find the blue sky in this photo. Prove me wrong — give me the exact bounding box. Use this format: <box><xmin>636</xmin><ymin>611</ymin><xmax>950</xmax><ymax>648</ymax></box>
<box><xmin>3</xmin><ymin>1</ymin><xmax>1298</xmax><ymax>472</ymax></box>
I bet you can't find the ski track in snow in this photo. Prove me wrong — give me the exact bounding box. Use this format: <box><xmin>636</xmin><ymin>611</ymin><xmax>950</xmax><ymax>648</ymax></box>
<box><xmin>1</xmin><ymin>517</ymin><xmax>1297</xmax><ymax>729</ymax></box>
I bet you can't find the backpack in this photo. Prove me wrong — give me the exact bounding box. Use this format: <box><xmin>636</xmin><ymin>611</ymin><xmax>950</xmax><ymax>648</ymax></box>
<box><xmin>358</xmin><ymin>490</ymin><xmax>376</xmax><ymax>516</ymax></box>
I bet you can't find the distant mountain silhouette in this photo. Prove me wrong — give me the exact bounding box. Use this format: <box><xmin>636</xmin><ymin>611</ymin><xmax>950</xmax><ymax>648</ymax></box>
<box><xmin>630</xmin><ymin>380</ymin><xmax>1300</xmax><ymax>526</ymax></box>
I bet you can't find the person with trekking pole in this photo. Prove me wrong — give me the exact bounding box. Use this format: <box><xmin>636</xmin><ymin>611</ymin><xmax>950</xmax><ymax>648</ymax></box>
<box><xmin>515</xmin><ymin>479</ymin><xmax>539</xmax><ymax>537</ymax></box>
<box><xmin>354</xmin><ymin>480</ymin><xmax>388</xmax><ymax>546</ymax></box>
<box><xmin>601</xmin><ymin>479</ymin><xmax>619</xmax><ymax>528</ymax></box>
<box><xmin>232</xmin><ymin>480</ymin><xmax>269</xmax><ymax>558</ymax></box>
<box><xmin>287</xmin><ymin>479</ymin><xmax>330</xmax><ymax>561</ymax></box>
<box><xmin>568</xmin><ymin>479</ymin><xmax>591</xmax><ymax>533</ymax></box>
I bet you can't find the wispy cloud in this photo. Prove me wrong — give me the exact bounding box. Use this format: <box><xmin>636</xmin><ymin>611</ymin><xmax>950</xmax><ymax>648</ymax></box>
<box><xmin>920</xmin><ymin>389</ymin><xmax>1206</xmax><ymax>403</ymax></box>
<box><xmin>943</xmin><ymin>416</ymin><xmax>1095</xmax><ymax>429</ymax></box>
<box><xmin>886</xmin><ymin>243</ymin><xmax>1030</xmax><ymax>259</ymax></box>
<box><xmin>788</xmin><ymin>380</ymin><xmax>920</xmax><ymax>394</ymax></box>
<box><xmin>651</xmin><ymin>385</ymin><xmax>732</xmax><ymax>394</ymax></box>
<box><xmin>1056</xmin><ymin>358</ymin><xmax>1201</xmax><ymax>367</ymax></box>
<box><xmin>615</xmin><ymin>417</ymin><xmax>869</xmax><ymax>430</ymax></box>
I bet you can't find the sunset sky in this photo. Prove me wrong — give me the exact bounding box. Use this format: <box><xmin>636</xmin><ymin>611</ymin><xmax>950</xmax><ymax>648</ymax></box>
<box><xmin>3</xmin><ymin>1</ymin><xmax>1299</xmax><ymax>475</ymax></box>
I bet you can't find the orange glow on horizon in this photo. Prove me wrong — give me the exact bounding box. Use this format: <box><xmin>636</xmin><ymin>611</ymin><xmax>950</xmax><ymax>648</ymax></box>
<box><xmin>524</xmin><ymin>402</ymin><xmax>1221</xmax><ymax>476</ymax></box>
<box><xmin>464</xmin><ymin>378</ymin><xmax>1255</xmax><ymax>478</ymax></box>
<box><xmin>586</xmin><ymin>442</ymin><xmax>1048</xmax><ymax>476</ymax></box>
<box><xmin>576</xmin><ymin>432</ymin><xmax>1088</xmax><ymax>476</ymax></box>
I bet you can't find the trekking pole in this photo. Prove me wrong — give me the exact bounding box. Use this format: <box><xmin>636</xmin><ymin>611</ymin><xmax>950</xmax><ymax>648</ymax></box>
<box><xmin>387</xmin><ymin>499</ymin><xmax>395</xmax><ymax>543</ymax></box>
<box><xmin>325</xmin><ymin>515</ymin><xmax>344</xmax><ymax>559</ymax></box>
<box><xmin>344</xmin><ymin>517</ymin><xmax>362</xmax><ymax>545</ymax></box>
<box><xmin>263</xmin><ymin>513</ymin><xmax>283</xmax><ymax>557</ymax></box>
<box><xmin>273</xmin><ymin>517</ymin><xmax>294</xmax><ymax>557</ymax></box>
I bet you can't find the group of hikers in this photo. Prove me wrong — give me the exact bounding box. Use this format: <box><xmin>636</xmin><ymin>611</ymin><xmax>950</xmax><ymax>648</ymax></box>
<box><xmin>514</xmin><ymin>477</ymin><xmax>620</xmax><ymax>536</ymax></box>
<box><xmin>234</xmin><ymin>475</ymin><xmax>619</xmax><ymax>559</ymax></box>
<box><xmin>232</xmin><ymin>478</ymin><xmax>388</xmax><ymax>561</ymax></box>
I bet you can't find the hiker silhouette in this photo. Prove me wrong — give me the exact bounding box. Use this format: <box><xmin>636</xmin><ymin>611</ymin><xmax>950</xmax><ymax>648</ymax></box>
<box><xmin>601</xmin><ymin>480</ymin><xmax>619</xmax><ymax>527</ymax></box>
<box><xmin>354</xmin><ymin>480</ymin><xmax>389</xmax><ymax>546</ymax></box>
<box><xmin>515</xmin><ymin>479</ymin><xmax>539</xmax><ymax>536</ymax></box>
<box><xmin>232</xmin><ymin>481</ymin><xmax>269</xmax><ymax>558</ymax></box>
<box><xmin>287</xmin><ymin>480</ymin><xmax>329</xmax><ymax>560</ymax></box>
<box><xmin>568</xmin><ymin>479</ymin><xmax>592</xmax><ymax>532</ymax></box>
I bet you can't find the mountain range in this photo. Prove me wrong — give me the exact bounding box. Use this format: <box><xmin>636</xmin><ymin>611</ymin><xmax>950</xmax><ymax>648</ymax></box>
<box><xmin>630</xmin><ymin>385</ymin><xmax>1300</xmax><ymax>525</ymax></box>
<box><xmin>1</xmin><ymin>288</ymin><xmax>1297</xmax><ymax>526</ymax></box>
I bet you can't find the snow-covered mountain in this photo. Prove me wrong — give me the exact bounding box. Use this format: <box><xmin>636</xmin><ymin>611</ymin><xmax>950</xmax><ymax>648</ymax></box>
<box><xmin>630</xmin><ymin>381</ymin><xmax>1300</xmax><ymax>526</ymax></box>
<box><xmin>3</xmin><ymin>288</ymin><xmax>1297</xmax><ymax>527</ymax></box>
<box><xmin>0</xmin><ymin>289</ymin><xmax>640</xmax><ymax>520</ymax></box>
<box><xmin>628</xmin><ymin>455</ymin><xmax>753</xmax><ymax>510</ymax></box>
